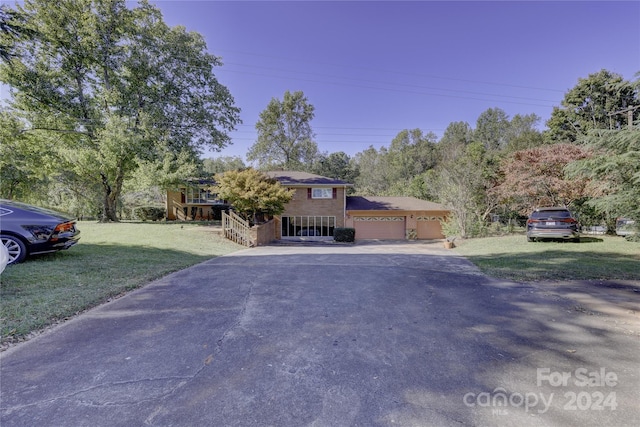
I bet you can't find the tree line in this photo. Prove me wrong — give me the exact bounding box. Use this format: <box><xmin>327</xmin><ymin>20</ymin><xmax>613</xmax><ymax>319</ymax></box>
<box><xmin>241</xmin><ymin>69</ymin><xmax>639</xmax><ymax>237</ymax></box>
<box><xmin>1</xmin><ymin>2</ymin><xmax>638</xmax><ymax>238</ymax></box>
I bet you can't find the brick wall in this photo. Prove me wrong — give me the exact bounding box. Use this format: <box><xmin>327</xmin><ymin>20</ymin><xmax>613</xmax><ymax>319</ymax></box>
<box><xmin>281</xmin><ymin>187</ymin><xmax>346</xmax><ymax>227</ymax></box>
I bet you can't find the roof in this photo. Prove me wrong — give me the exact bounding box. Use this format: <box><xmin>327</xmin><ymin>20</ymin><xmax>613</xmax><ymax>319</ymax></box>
<box><xmin>264</xmin><ymin>171</ymin><xmax>353</xmax><ymax>186</ymax></box>
<box><xmin>346</xmin><ymin>196</ymin><xmax>446</xmax><ymax>211</ymax></box>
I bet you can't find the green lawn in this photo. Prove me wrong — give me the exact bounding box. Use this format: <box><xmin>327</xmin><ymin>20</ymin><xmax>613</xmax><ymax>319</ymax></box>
<box><xmin>454</xmin><ymin>234</ymin><xmax>640</xmax><ymax>282</ymax></box>
<box><xmin>0</xmin><ymin>221</ymin><xmax>242</xmax><ymax>345</ymax></box>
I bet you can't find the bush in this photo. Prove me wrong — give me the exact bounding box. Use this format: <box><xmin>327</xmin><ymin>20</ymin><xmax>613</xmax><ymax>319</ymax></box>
<box><xmin>334</xmin><ymin>227</ymin><xmax>355</xmax><ymax>242</ymax></box>
<box><xmin>134</xmin><ymin>206</ymin><xmax>165</xmax><ymax>221</ymax></box>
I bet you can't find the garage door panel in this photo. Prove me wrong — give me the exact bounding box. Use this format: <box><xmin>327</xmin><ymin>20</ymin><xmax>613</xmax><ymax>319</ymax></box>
<box><xmin>417</xmin><ymin>216</ymin><xmax>444</xmax><ymax>239</ymax></box>
<box><xmin>353</xmin><ymin>216</ymin><xmax>405</xmax><ymax>239</ymax></box>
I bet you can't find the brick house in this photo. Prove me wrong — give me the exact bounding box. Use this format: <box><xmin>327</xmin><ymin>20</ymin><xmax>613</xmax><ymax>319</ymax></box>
<box><xmin>167</xmin><ymin>171</ymin><xmax>449</xmax><ymax>241</ymax></box>
<box><xmin>166</xmin><ymin>179</ymin><xmax>229</xmax><ymax>221</ymax></box>
<box><xmin>264</xmin><ymin>171</ymin><xmax>352</xmax><ymax>240</ymax></box>
<box><xmin>266</xmin><ymin>171</ymin><xmax>448</xmax><ymax>241</ymax></box>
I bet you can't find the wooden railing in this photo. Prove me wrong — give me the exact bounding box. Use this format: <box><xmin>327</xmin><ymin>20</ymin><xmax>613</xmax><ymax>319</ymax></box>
<box><xmin>222</xmin><ymin>211</ymin><xmax>252</xmax><ymax>247</ymax></box>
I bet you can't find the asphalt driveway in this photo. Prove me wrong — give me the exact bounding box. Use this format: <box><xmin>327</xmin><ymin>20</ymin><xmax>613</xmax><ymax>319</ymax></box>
<box><xmin>1</xmin><ymin>242</ymin><xmax>639</xmax><ymax>426</ymax></box>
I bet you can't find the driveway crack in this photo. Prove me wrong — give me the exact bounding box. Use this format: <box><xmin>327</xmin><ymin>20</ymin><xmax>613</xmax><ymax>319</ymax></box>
<box><xmin>215</xmin><ymin>279</ymin><xmax>256</xmax><ymax>354</ymax></box>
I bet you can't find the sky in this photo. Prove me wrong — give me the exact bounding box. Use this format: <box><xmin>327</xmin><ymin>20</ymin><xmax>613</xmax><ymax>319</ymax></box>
<box><xmin>150</xmin><ymin>0</ymin><xmax>640</xmax><ymax>162</ymax></box>
<box><xmin>3</xmin><ymin>1</ymin><xmax>640</xmax><ymax>162</ymax></box>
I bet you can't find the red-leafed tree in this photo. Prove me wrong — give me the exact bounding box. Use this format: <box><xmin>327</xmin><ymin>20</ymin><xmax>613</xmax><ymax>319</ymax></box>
<box><xmin>492</xmin><ymin>144</ymin><xmax>597</xmax><ymax>214</ymax></box>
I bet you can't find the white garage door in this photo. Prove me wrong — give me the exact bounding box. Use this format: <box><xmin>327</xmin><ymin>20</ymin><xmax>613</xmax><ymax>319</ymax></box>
<box><xmin>353</xmin><ymin>216</ymin><xmax>406</xmax><ymax>239</ymax></box>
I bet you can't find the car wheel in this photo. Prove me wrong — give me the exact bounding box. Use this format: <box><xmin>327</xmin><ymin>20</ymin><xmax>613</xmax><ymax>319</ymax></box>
<box><xmin>1</xmin><ymin>235</ymin><xmax>27</xmax><ymax>265</ymax></box>
<box><xmin>527</xmin><ymin>236</ymin><xmax>535</xmax><ymax>242</ymax></box>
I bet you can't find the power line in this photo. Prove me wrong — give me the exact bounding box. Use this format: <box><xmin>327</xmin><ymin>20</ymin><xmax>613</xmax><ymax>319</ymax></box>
<box><xmin>223</xmin><ymin>61</ymin><xmax>559</xmax><ymax>104</ymax></box>
<box><xmin>218</xmin><ymin>68</ymin><xmax>556</xmax><ymax>108</ymax></box>
<box><xmin>215</xmin><ymin>48</ymin><xmax>567</xmax><ymax>94</ymax></box>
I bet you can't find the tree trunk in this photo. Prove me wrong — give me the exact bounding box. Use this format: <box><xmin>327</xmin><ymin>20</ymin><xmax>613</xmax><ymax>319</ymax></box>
<box><xmin>100</xmin><ymin>172</ymin><xmax>119</xmax><ymax>222</ymax></box>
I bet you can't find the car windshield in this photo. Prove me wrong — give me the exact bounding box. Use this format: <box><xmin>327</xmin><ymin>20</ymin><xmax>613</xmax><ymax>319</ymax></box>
<box><xmin>531</xmin><ymin>210</ymin><xmax>572</xmax><ymax>219</ymax></box>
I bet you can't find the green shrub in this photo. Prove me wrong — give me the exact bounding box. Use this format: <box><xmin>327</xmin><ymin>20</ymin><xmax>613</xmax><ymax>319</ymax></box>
<box><xmin>134</xmin><ymin>206</ymin><xmax>165</xmax><ymax>221</ymax></box>
<box><xmin>334</xmin><ymin>227</ymin><xmax>355</xmax><ymax>242</ymax></box>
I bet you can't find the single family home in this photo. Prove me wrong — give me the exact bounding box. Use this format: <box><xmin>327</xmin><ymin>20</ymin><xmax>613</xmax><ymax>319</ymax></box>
<box><xmin>167</xmin><ymin>171</ymin><xmax>449</xmax><ymax>242</ymax></box>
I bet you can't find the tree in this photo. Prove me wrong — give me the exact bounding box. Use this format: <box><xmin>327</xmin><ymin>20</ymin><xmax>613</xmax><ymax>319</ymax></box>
<box><xmin>475</xmin><ymin>108</ymin><xmax>511</xmax><ymax>151</ymax></box>
<box><xmin>437</xmin><ymin>121</ymin><xmax>473</xmax><ymax>162</ymax></box>
<box><xmin>492</xmin><ymin>143</ymin><xmax>596</xmax><ymax>214</ymax></box>
<box><xmin>214</xmin><ymin>169</ymin><xmax>294</xmax><ymax>224</ymax></box>
<box><xmin>0</xmin><ymin>0</ymin><xmax>240</xmax><ymax>221</ymax></box>
<box><xmin>504</xmin><ymin>113</ymin><xmax>545</xmax><ymax>152</ymax></box>
<box><xmin>203</xmin><ymin>156</ymin><xmax>246</xmax><ymax>174</ymax></box>
<box><xmin>248</xmin><ymin>90</ymin><xmax>319</xmax><ymax>171</ymax></box>
<box><xmin>566</xmin><ymin>128</ymin><xmax>640</xmax><ymax>225</ymax></box>
<box><xmin>429</xmin><ymin>142</ymin><xmax>495</xmax><ymax>238</ymax></box>
<box><xmin>0</xmin><ymin>4</ymin><xmax>32</xmax><ymax>63</ymax></box>
<box><xmin>313</xmin><ymin>151</ymin><xmax>359</xmax><ymax>184</ymax></box>
<box><xmin>353</xmin><ymin>146</ymin><xmax>391</xmax><ymax>195</ymax></box>
<box><xmin>545</xmin><ymin>70</ymin><xmax>639</xmax><ymax>143</ymax></box>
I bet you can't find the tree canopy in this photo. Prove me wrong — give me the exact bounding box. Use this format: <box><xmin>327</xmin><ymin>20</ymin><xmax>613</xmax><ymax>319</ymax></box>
<box><xmin>0</xmin><ymin>0</ymin><xmax>240</xmax><ymax>220</ymax></box>
<box><xmin>567</xmin><ymin>128</ymin><xmax>640</xmax><ymax>222</ymax></box>
<box><xmin>214</xmin><ymin>169</ymin><xmax>294</xmax><ymax>224</ymax></box>
<box><xmin>545</xmin><ymin>70</ymin><xmax>639</xmax><ymax>143</ymax></box>
<box><xmin>248</xmin><ymin>90</ymin><xmax>319</xmax><ymax>171</ymax></box>
<box><xmin>492</xmin><ymin>144</ymin><xmax>596</xmax><ymax>213</ymax></box>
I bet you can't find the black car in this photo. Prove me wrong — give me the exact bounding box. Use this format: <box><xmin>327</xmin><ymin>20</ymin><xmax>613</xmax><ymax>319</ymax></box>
<box><xmin>526</xmin><ymin>207</ymin><xmax>580</xmax><ymax>242</ymax></box>
<box><xmin>0</xmin><ymin>199</ymin><xmax>81</xmax><ymax>265</ymax></box>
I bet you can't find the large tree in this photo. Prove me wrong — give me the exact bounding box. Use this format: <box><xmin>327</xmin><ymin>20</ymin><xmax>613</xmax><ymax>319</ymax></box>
<box><xmin>545</xmin><ymin>69</ymin><xmax>639</xmax><ymax>143</ymax></box>
<box><xmin>248</xmin><ymin>90</ymin><xmax>319</xmax><ymax>171</ymax></box>
<box><xmin>0</xmin><ymin>0</ymin><xmax>240</xmax><ymax>221</ymax></box>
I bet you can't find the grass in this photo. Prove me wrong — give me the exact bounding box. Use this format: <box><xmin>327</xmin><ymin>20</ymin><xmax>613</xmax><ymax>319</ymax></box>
<box><xmin>2</xmin><ymin>225</ymin><xmax>638</xmax><ymax>347</ymax></box>
<box><xmin>454</xmin><ymin>234</ymin><xmax>640</xmax><ymax>282</ymax></box>
<box><xmin>0</xmin><ymin>221</ymin><xmax>242</xmax><ymax>345</ymax></box>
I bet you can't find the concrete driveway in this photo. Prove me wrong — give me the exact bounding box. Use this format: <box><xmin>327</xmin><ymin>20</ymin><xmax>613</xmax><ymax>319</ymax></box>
<box><xmin>1</xmin><ymin>242</ymin><xmax>639</xmax><ymax>426</ymax></box>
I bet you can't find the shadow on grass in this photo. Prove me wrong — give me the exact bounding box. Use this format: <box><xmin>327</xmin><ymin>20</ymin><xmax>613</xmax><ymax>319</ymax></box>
<box><xmin>463</xmin><ymin>248</ymin><xmax>640</xmax><ymax>281</ymax></box>
<box><xmin>0</xmin><ymin>243</ymin><xmax>221</xmax><ymax>341</ymax></box>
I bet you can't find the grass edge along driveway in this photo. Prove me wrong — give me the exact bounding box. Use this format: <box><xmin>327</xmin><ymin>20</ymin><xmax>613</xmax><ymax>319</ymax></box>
<box><xmin>0</xmin><ymin>221</ymin><xmax>242</xmax><ymax>347</ymax></box>
<box><xmin>454</xmin><ymin>234</ymin><xmax>640</xmax><ymax>282</ymax></box>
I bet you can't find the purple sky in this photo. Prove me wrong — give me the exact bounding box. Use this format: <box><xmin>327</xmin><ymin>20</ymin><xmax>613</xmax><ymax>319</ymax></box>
<box><xmin>4</xmin><ymin>1</ymin><xmax>639</xmax><ymax>162</ymax></box>
<box><xmin>152</xmin><ymin>1</ymin><xmax>639</xmax><ymax>162</ymax></box>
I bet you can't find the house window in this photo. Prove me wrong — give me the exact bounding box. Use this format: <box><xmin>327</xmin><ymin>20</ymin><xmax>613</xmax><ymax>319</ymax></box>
<box><xmin>309</xmin><ymin>188</ymin><xmax>335</xmax><ymax>199</ymax></box>
<box><xmin>183</xmin><ymin>187</ymin><xmax>224</xmax><ymax>204</ymax></box>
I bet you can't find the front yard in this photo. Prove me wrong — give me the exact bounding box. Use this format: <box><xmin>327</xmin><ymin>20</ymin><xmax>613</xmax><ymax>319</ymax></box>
<box><xmin>454</xmin><ymin>234</ymin><xmax>640</xmax><ymax>282</ymax></box>
<box><xmin>0</xmin><ymin>221</ymin><xmax>242</xmax><ymax>347</ymax></box>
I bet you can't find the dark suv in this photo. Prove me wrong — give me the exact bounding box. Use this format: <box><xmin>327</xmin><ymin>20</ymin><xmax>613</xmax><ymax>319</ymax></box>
<box><xmin>526</xmin><ymin>207</ymin><xmax>580</xmax><ymax>242</ymax></box>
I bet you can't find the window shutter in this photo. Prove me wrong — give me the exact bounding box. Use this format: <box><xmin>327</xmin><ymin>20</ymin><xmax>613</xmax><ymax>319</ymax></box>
<box><xmin>307</xmin><ymin>188</ymin><xmax>312</xmax><ymax>199</ymax></box>
<box><xmin>332</xmin><ymin>188</ymin><xmax>337</xmax><ymax>199</ymax></box>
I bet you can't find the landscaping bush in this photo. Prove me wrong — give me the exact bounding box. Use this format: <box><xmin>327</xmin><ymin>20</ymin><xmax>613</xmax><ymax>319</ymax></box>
<box><xmin>134</xmin><ymin>206</ymin><xmax>165</xmax><ymax>221</ymax></box>
<box><xmin>334</xmin><ymin>227</ymin><xmax>355</xmax><ymax>242</ymax></box>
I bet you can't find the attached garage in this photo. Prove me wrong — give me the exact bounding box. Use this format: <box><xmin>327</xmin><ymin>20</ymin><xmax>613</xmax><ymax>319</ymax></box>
<box><xmin>353</xmin><ymin>216</ymin><xmax>405</xmax><ymax>239</ymax></box>
<box><xmin>346</xmin><ymin>196</ymin><xmax>449</xmax><ymax>241</ymax></box>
